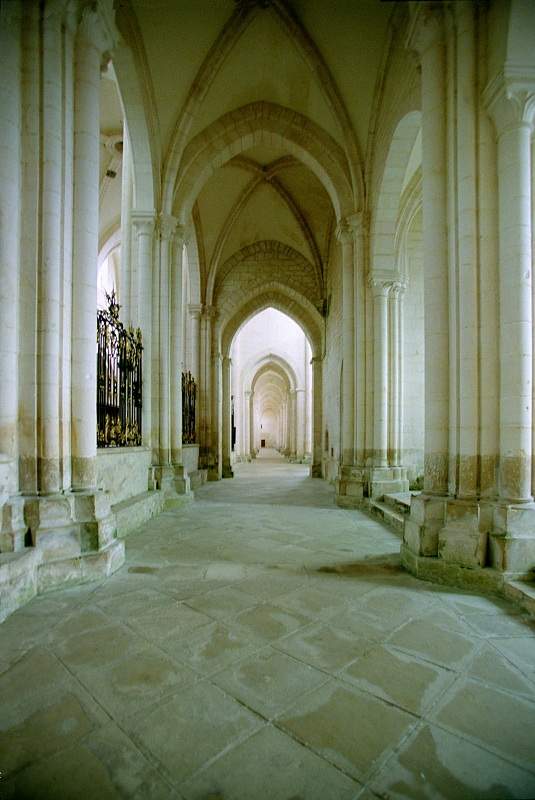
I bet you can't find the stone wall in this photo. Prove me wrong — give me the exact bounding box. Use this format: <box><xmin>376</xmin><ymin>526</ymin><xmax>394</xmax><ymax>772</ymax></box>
<box><xmin>215</xmin><ymin>244</ymin><xmax>322</xmax><ymax>326</ymax></box>
<box><xmin>96</xmin><ymin>447</ymin><xmax>152</xmax><ymax>506</ymax></box>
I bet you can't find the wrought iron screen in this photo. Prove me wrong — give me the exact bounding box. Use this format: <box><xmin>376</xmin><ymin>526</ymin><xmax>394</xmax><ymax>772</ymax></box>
<box><xmin>182</xmin><ymin>371</ymin><xmax>197</xmax><ymax>444</ymax></box>
<box><xmin>97</xmin><ymin>291</ymin><xmax>143</xmax><ymax>448</ymax></box>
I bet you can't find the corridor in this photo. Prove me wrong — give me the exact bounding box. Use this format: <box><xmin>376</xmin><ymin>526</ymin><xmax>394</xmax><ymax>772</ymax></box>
<box><xmin>2</xmin><ymin>462</ymin><xmax>535</xmax><ymax>799</ymax></box>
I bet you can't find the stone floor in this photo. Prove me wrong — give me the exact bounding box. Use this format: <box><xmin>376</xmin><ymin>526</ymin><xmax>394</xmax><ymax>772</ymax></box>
<box><xmin>2</xmin><ymin>451</ymin><xmax>535</xmax><ymax>799</ymax></box>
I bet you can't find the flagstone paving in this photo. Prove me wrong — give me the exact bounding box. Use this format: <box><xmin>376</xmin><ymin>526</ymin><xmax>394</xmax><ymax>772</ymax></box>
<box><xmin>1</xmin><ymin>453</ymin><xmax>535</xmax><ymax>798</ymax></box>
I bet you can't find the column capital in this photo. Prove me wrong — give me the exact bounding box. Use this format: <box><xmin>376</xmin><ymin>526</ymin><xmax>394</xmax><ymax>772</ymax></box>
<box><xmin>173</xmin><ymin>224</ymin><xmax>187</xmax><ymax>248</ymax></box>
<box><xmin>389</xmin><ymin>279</ymin><xmax>407</xmax><ymax>298</ymax></box>
<box><xmin>202</xmin><ymin>304</ymin><xmax>217</xmax><ymax>319</ymax></box>
<box><xmin>406</xmin><ymin>3</ymin><xmax>444</xmax><ymax>58</ymax></box>
<box><xmin>336</xmin><ymin>211</ymin><xmax>367</xmax><ymax>244</ymax></box>
<box><xmin>222</xmin><ymin>356</ymin><xmax>232</xmax><ymax>367</ymax></box>
<box><xmin>159</xmin><ymin>213</ymin><xmax>178</xmax><ymax>241</ymax></box>
<box><xmin>335</xmin><ymin>220</ymin><xmax>353</xmax><ymax>245</ymax></box>
<box><xmin>367</xmin><ymin>273</ymin><xmax>393</xmax><ymax>296</ymax></box>
<box><xmin>132</xmin><ymin>210</ymin><xmax>156</xmax><ymax>236</ymax></box>
<box><xmin>188</xmin><ymin>303</ymin><xmax>203</xmax><ymax>320</ymax></box>
<box><xmin>77</xmin><ymin>3</ymin><xmax>117</xmax><ymax>57</ymax></box>
<box><xmin>484</xmin><ymin>73</ymin><xmax>535</xmax><ymax>134</ymax></box>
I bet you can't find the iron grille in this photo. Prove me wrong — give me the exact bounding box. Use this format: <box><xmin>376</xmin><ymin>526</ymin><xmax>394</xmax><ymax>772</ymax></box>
<box><xmin>182</xmin><ymin>371</ymin><xmax>197</xmax><ymax>444</ymax></box>
<box><xmin>97</xmin><ymin>291</ymin><xmax>143</xmax><ymax>447</ymax></box>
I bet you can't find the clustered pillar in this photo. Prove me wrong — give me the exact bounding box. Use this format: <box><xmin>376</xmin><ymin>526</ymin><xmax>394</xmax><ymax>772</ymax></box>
<box><xmin>402</xmin><ymin>2</ymin><xmax>535</xmax><ymax>582</ymax></box>
<box><xmin>72</xmin><ymin>8</ymin><xmax>110</xmax><ymax>492</ymax></box>
<box><xmin>0</xmin><ymin>1</ymin><xmax>124</xmax><ymax>581</ymax></box>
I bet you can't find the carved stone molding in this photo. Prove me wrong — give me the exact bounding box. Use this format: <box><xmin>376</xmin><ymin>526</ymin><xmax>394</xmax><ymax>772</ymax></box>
<box><xmin>405</xmin><ymin>3</ymin><xmax>444</xmax><ymax>58</ymax></box>
<box><xmin>131</xmin><ymin>211</ymin><xmax>156</xmax><ymax>237</ymax></box>
<box><xmin>159</xmin><ymin>213</ymin><xmax>178</xmax><ymax>241</ymax></box>
<box><xmin>484</xmin><ymin>72</ymin><xmax>535</xmax><ymax>134</ymax></box>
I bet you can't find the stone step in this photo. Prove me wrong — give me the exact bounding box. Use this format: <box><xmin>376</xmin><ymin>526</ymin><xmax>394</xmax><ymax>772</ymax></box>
<box><xmin>504</xmin><ymin>579</ymin><xmax>535</xmax><ymax>617</ymax></box>
<box><xmin>383</xmin><ymin>492</ymin><xmax>414</xmax><ymax>514</ymax></box>
<box><xmin>189</xmin><ymin>469</ymin><xmax>208</xmax><ymax>490</ymax></box>
<box><xmin>0</xmin><ymin>548</ymin><xmax>41</xmax><ymax>623</ymax></box>
<box><xmin>370</xmin><ymin>499</ymin><xmax>405</xmax><ymax>536</ymax></box>
<box><xmin>370</xmin><ymin>479</ymin><xmax>410</xmax><ymax>499</ymax></box>
<box><xmin>37</xmin><ymin>537</ymin><xmax>124</xmax><ymax>594</ymax></box>
<box><xmin>113</xmin><ymin>490</ymin><xmax>166</xmax><ymax>538</ymax></box>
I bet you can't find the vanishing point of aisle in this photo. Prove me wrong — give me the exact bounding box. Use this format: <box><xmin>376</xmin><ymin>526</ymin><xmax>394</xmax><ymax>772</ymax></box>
<box><xmin>2</xmin><ymin>452</ymin><xmax>535</xmax><ymax>798</ymax></box>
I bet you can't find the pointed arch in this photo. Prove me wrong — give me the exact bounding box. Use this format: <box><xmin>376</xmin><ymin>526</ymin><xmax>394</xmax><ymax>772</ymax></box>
<box><xmin>112</xmin><ymin>1</ymin><xmax>159</xmax><ymax>211</ymax></box>
<box><xmin>219</xmin><ymin>281</ymin><xmax>324</xmax><ymax>360</ymax></box>
<box><xmin>205</xmin><ymin>162</ymin><xmax>324</xmax><ymax>304</ymax></box>
<box><xmin>184</xmin><ymin>217</ymin><xmax>202</xmax><ymax>306</ymax></box>
<box><xmin>214</xmin><ymin>239</ymin><xmax>321</xmax><ymax>312</ymax></box>
<box><xmin>244</xmin><ymin>352</ymin><xmax>298</xmax><ymax>393</ymax></box>
<box><xmin>171</xmin><ymin>102</ymin><xmax>354</xmax><ymax>224</ymax></box>
<box><xmin>371</xmin><ymin>111</ymin><xmax>421</xmax><ymax>276</ymax></box>
<box><xmin>161</xmin><ymin>0</ymin><xmax>363</xmax><ymax>211</ymax></box>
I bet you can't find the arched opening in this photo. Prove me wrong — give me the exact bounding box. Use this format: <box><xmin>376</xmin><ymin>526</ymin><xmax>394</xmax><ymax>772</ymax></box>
<box><xmin>222</xmin><ymin>308</ymin><xmax>315</xmax><ymax>479</ymax></box>
<box><xmin>368</xmin><ymin>110</ymin><xmax>423</xmax><ymax>496</ymax></box>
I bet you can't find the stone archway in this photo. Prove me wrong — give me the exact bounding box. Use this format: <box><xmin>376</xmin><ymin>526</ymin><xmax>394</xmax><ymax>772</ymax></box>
<box><xmin>214</xmin><ymin>300</ymin><xmax>322</xmax><ymax>480</ymax></box>
<box><xmin>170</xmin><ymin>102</ymin><xmax>354</xmax><ymax>224</ymax></box>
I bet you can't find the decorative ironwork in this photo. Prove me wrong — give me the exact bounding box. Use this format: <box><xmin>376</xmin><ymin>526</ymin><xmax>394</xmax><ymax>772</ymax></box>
<box><xmin>97</xmin><ymin>291</ymin><xmax>143</xmax><ymax>448</ymax></box>
<box><xmin>182</xmin><ymin>371</ymin><xmax>197</xmax><ymax>444</ymax></box>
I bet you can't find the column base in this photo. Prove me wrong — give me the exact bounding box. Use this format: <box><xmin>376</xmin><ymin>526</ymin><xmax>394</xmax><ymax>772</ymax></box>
<box><xmin>310</xmin><ymin>463</ymin><xmax>322</xmax><ymax>478</ymax></box>
<box><xmin>0</xmin><ymin>490</ymin><xmax>125</xmax><ymax>620</ymax></box>
<box><xmin>222</xmin><ymin>462</ymin><xmax>234</xmax><ymax>478</ymax></box>
<box><xmin>403</xmin><ymin>495</ymin><xmax>535</xmax><ymax>581</ymax></box>
<box><xmin>154</xmin><ymin>465</ymin><xmax>193</xmax><ymax>508</ymax></box>
<box><xmin>403</xmin><ymin>493</ymin><xmax>446</xmax><ymax>557</ymax></box>
<box><xmin>489</xmin><ymin>502</ymin><xmax>535</xmax><ymax>576</ymax></box>
<box><xmin>335</xmin><ymin>465</ymin><xmax>365</xmax><ymax>508</ymax></box>
<box><xmin>368</xmin><ymin>466</ymin><xmax>409</xmax><ymax>499</ymax></box>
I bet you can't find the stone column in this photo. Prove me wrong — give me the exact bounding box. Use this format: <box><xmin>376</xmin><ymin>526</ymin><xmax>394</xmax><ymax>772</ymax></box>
<box><xmin>388</xmin><ymin>282</ymin><xmax>405</xmax><ymax>466</ymax></box>
<box><xmin>188</xmin><ymin>304</ymin><xmax>202</xmax><ymax>383</ymax></box>
<box><xmin>199</xmin><ymin>306</ymin><xmax>215</xmax><ymax>469</ymax></box>
<box><xmin>487</xmin><ymin>85</ymin><xmax>535</xmax><ymax>504</ymax></box>
<box><xmin>132</xmin><ymin>213</ymin><xmax>155</xmax><ymax>450</ymax></box>
<box><xmin>71</xmin><ymin>8</ymin><xmax>113</xmax><ymax>490</ymax></box>
<box><xmin>222</xmin><ymin>356</ymin><xmax>233</xmax><ymax>477</ymax></box>
<box><xmin>296</xmin><ymin>388</ymin><xmax>306</xmax><ymax>460</ymax></box>
<box><xmin>157</xmin><ymin>214</ymin><xmax>176</xmax><ymax>466</ymax></box>
<box><xmin>287</xmin><ymin>390</ymin><xmax>296</xmax><ymax>459</ymax></box>
<box><xmin>60</xmin><ymin>4</ymin><xmax>77</xmax><ymax>494</ymax></box>
<box><xmin>280</xmin><ymin>396</ymin><xmax>285</xmax><ymax>455</ymax></box>
<box><xmin>119</xmin><ymin>125</ymin><xmax>133</xmax><ymax>324</ymax></box>
<box><xmin>249</xmin><ymin>390</ymin><xmax>255</xmax><ymax>459</ymax></box>
<box><xmin>369</xmin><ymin>278</ymin><xmax>390</xmax><ymax>468</ymax></box>
<box><xmin>403</xmin><ymin>6</ymin><xmax>450</xmax><ymax>558</ymax></box>
<box><xmin>337</xmin><ymin>220</ymin><xmax>355</xmax><ymax>466</ymax></box>
<box><xmin>454</xmin><ymin>1</ymin><xmax>479</xmax><ymax>499</ymax></box>
<box><xmin>170</xmin><ymin>226</ymin><xmax>185</xmax><ymax>465</ymax></box>
<box><xmin>407</xmin><ymin>6</ymin><xmax>449</xmax><ymax>496</ymax></box>
<box><xmin>35</xmin><ymin>5</ymin><xmax>64</xmax><ymax>494</ymax></box>
<box><xmin>335</xmin><ymin>215</ymin><xmax>365</xmax><ymax>506</ymax></box>
<box><xmin>0</xmin><ymin>0</ymin><xmax>21</xmax><ymax>483</ymax></box>
<box><xmin>244</xmin><ymin>390</ymin><xmax>251</xmax><ymax>460</ymax></box>
<box><xmin>354</xmin><ymin>212</ymin><xmax>367</xmax><ymax>466</ymax></box>
<box><xmin>311</xmin><ymin>357</ymin><xmax>323</xmax><ymax>476</ymax></box>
